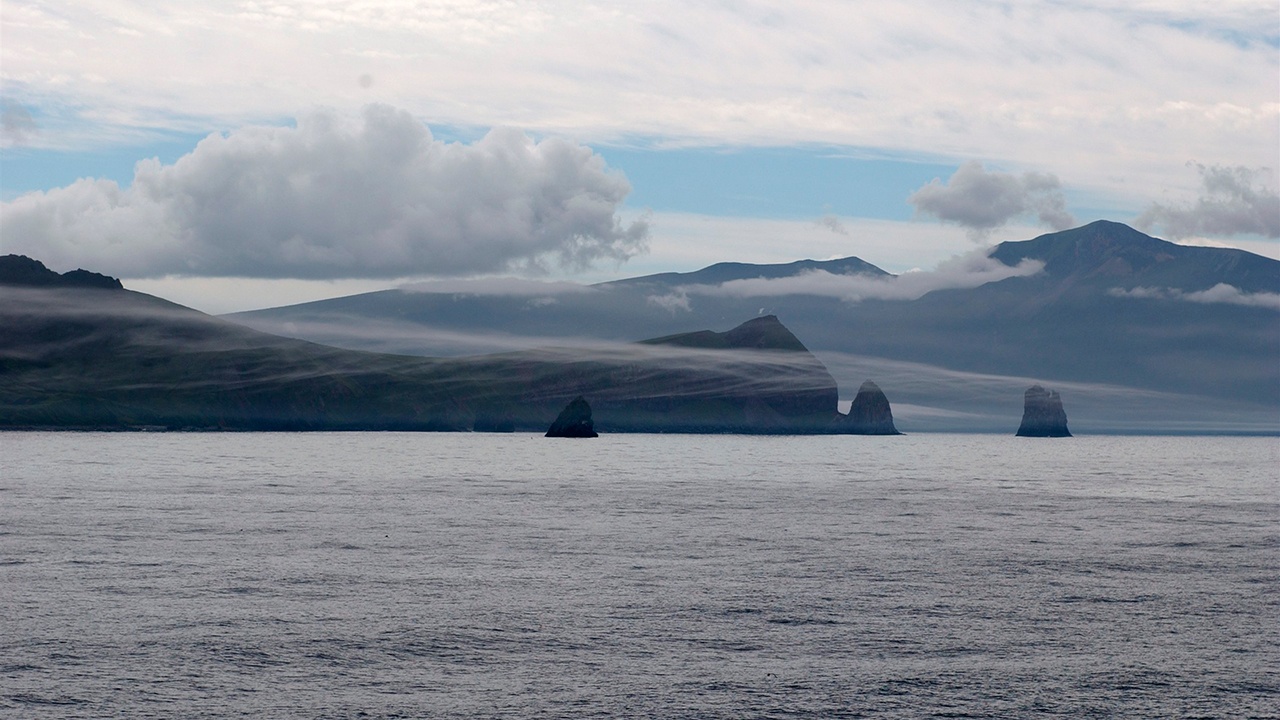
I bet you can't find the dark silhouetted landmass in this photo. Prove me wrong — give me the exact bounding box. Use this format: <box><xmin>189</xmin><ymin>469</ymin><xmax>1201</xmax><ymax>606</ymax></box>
<box><xmin>1016</xmin><ymin>385</ymin><xmax>1071</xmax><ymax>437</ymax></box>
<box><xmin>0</xmin><ymin>255</ymin><xmax>123</xmax><ymax>290</ymax></box>
<box><xmin>546</xmin><ymin>396</ymin><xmax>598</xmax><ymax>437</ymax></box>
<box><xmin>1</xmin><ymin>260</ymin><xmax>863</xmax><ymax>433</ymax></box>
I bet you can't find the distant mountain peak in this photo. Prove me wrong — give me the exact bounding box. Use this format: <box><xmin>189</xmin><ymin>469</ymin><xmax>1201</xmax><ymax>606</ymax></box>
<box><xmin>0</xmin><ymin>254</ymin><xmax>123</xmax><ymax>290</ymax></box>
<box><xmin>989</xmin><ymin>221</ymin><xmax>1279</xmax><ymax>293</ymax></box>
<box><xmin>600</xmin><ymin>255</ymin><xmax>890</xmax><ymax>289</ymax></box>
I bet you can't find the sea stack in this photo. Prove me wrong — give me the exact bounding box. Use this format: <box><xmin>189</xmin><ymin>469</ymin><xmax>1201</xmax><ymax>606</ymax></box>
<box><xmin>545</xmin><ymin>396</ymin><xmax>598</xmax><ymax>438</ymax></box>
<box><xmin>841</xmin><ymin>381</ymin><xmax>900</xmax><ymax>435</ymax></box>
<box><xmin>1016</xmin><ymin>385</ymin><xmax>1071</xmax><ymax>437</ymax></box>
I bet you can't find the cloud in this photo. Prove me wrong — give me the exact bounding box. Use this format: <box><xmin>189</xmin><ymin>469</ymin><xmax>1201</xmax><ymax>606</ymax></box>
<box><xmin>1</xmin><ymin>99</ymin><xmax>38</xmax><ymax>147</ymax></box>
<box><xmin>231</xmin><ymin>312</ymin><xmax>607</xmax><ymax>357</ymax></box>
<box><xmin>815</xmin><ymin>214</ymin><xmax>849</xmax><ymax>235</ymax></box>
<box><xmin>399</xmin><ymin>277</ymin><xmax>592</xmax><ymax>297</ymax></box>
<box><xmin>1109</xmin><ymin>283</ymin><xmax>1280</xmax><ymax>310</ymax></box>
<box><xmin>1136</xmin><ymin>164</ymin><xmax>1280</xmax><ymax>239</ymax></box>
<box><xmin>0</xmin><ymin>104</ymin><xmax>648</xmax><ymax>280</ymax></box>
<box><xmin>646</xmin><ymin>290</ymin><xmax>691</xmax><ymax>313</ymax></box>
<box><xmin>3</xmin><ymin>3</ymin><xmax>1276</xmax><ymax>206</ymax></box>
<box><xmin>680</xmin><ymin>248</ymin><xmax>1044</xmax><ymax>301</ymax></box>
<box><xmin>908</xmin><ymin>161</ymin><xmax>1076</xmax><ymax>239</ymax></box>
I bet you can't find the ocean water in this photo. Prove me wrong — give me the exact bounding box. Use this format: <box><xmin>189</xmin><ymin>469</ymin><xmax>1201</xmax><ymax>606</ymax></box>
<box><xmin>1</xmin><ymin>432</ymin><xmax>1276</xmax><ymax>719</ymax></box>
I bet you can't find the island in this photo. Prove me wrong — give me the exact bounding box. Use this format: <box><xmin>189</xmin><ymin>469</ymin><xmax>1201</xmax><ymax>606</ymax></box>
<box><xmin>841</xmin><ymin>381</ymin><xmax>900</xmax><ymax>435</ymax></box>
<box><xmin>1016</xmin><ymin>385</ymin><xmax>1072</xmax><ymax>437</ymax></box>
<box><xmin>545</xmin><ymin>396</ymin><xmax>598</xmax><ymax>438</ymax></box>
<box><xmin>1</xmin><ymin>255</ymin><xmax>901</xmax><ymax>435</ymax></box>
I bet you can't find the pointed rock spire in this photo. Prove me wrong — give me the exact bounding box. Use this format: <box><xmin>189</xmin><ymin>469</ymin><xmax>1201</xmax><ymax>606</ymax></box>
<box><xmin>545</xmin><ymin>396</ymin><xmax>599</xmax><ymax>438</ymax></box>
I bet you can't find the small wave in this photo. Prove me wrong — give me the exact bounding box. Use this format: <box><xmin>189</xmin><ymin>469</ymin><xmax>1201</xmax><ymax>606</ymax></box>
<box><xmin>766</xmin><ymin>616</ymin><xmax>842</xmax><ymax>626</ymax></box>
<box><xmin>219</xmin><ymin>586</ymin><xmax>265</xmax><ymax>595</ymax></box>
<box><xmin>1057</xmin><ymin>593</ymin><xmax>1162</xmax><ymax>604</ymax></box>
<box><xmin>316</xmin><ymin>541</ymin><xmax>364</xmax><ymax>550</ymax></box>
<box><xmin>9</xmin><ymin>693</ymin><xmax>86</xmax><ymax>706</ymax></box>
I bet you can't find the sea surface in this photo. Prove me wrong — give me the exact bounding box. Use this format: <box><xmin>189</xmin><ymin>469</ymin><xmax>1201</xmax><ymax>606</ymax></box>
<box><xmin>1</xmin><ymin>432</ymin><xmax>1277</xmax><ymax>719</ymax></box>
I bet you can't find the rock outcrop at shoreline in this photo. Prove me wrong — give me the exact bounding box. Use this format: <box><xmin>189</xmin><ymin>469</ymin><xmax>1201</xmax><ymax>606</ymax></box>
<box><xmin>1016</xmin><ymin>385</ymin><xmax>1071</xmax><ymax>437</ymax></box>
<box><xmin>840</xmin><ymin>380</ymin><xmax>900</xmax><ymax>435</ymax></box>
<box><xmin>546</xmin><ymin>396</ymin><xmax>598</xmax><ymax>437</ymax></box>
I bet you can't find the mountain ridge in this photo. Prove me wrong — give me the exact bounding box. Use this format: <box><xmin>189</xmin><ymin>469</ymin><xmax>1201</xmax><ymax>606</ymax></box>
<box><xmin>600</xmin><ymin>256</ymin><xmax>892</xmax><ymax>289</ymax></box>
<box><xmin>0</xmin><ymin>265</ymin><xmax>856</xmax><ymax>433</ymax></box>
<box><xmin>224</xmin><ymin>221</ymin><xmax>1279</xmax><ymax>433</ymax></box>
<box><xmin>989</xmin><ymin>220</ymin><xmax>1278</xmax><ymax>293</ymax></box>
<box><xmin>0</xmin><ymin>254</ymin><xmax>124</xmax><ymax>290</ymax></box>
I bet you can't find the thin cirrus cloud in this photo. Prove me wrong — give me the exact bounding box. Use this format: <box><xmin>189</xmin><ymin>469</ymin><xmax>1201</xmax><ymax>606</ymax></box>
<box><xmin>0</xmin><ymin>104</ymin><xmax>649</xmax><ymax>280</ymax></box>
<box><xmin>1136</xmin><ymin>164</ymin><xmax>1280</xmax><ymax>240</ymax></box>
<box><xmin>907</xmin><ymin>161</ymin><xmax>1076</xmax><ymax>239</ymax></box>
<box><xmin>1</xmin><ymin>2</ymin><xmax>1275</xmax><ymax>203</ymax></box>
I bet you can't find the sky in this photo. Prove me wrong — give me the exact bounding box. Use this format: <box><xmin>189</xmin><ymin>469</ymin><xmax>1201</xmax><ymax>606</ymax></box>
<box><xmin>1</xmin><ymin>0</ymin><xmax>1277</xmax><ymax>314</ymax></box>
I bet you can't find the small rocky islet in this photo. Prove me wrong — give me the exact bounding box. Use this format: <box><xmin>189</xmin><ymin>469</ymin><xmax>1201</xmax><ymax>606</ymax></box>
<box><xmin>1016</xmin><ymin>385</ymin><xmax>1071</xmax><ymax>437</ymax></box>
<box><xmin>840</xmin><ymin>381</ymin><xmax>900</xmax><ymax>435</ymax></box>
<box><xmin>545</xmin><ymin>396</ymin><xmax>598</xmax><ymax>438</ymax></box>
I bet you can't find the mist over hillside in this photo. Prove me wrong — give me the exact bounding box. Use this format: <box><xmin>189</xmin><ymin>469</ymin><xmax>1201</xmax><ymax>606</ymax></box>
<box><xmin>4</xmin><ymin>221</ymin><xmax>1275</xmax><ymax>433</ymax></box>
<box><xmin>230</xmin><ymin>221</ymin><xmax>1280</xmax><ymax>433</ymax></box>
<box><xmin>1</xmin><ymin>257</ymin><xmax>865</xmax><ymax>433</ymax></box>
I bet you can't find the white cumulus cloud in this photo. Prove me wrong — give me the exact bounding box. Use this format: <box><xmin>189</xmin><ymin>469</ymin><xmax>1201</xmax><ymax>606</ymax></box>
<box><xmin>1137</xmin><ymin>164</ymin><xmax>1280</xmax><ymax>239</ymax></box>
<box><xmin>908</xmin><ymin>161</ymin><xmax>1076</xmax><ymax>239</ymax></box>
<box><xmin>0</xmin><ymin>104</ymin><xmax>648</xmax><ymax>280</ymax></box>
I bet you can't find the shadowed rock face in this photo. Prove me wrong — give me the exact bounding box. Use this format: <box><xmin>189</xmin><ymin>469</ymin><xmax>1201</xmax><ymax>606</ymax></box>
<box><xmin>1017</xmin><ymin>385</ymin><xmax>1071</xmax><ymax>437</ymax></box>
<box><xmin>545</xmin><ymin>396</ymin><xmax>598</xmax><ymax>438</ymax></box>
<box><xmin>841</xmin><ymin>380</ymin><xmax>900</xmax><ymax>435</ymax></box>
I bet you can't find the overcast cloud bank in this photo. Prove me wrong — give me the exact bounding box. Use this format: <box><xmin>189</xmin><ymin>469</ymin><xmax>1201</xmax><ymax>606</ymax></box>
<box><xmin>0</xmin><ymin>105</ymin><xmax>648</xmax><ymax>280</ymax></box>
<box><xmin>4</xmin><ymin>2</ymin><xmax>1276</xmax><ymax>206</ymax></box>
